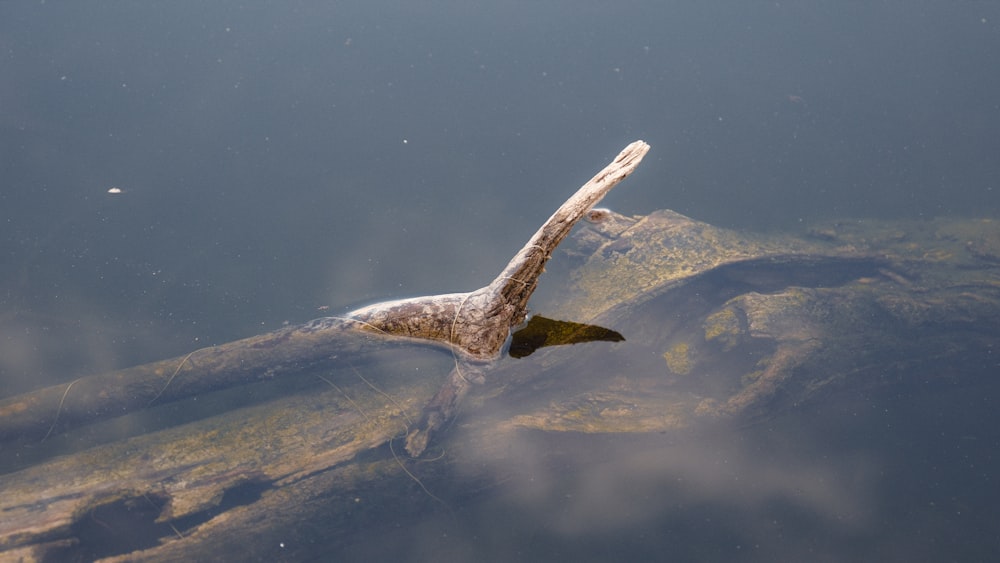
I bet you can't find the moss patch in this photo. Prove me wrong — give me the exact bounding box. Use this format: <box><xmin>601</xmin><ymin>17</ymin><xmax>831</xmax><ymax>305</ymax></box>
<box><xmin>703</xmin><ymin>307</ymin><xmax>742</xmax><ymax>350</ymax></box>
<box><xmin>663</xmin><ymin>342</ymin><xmax>692</xmax><ymax>375</ymax></box>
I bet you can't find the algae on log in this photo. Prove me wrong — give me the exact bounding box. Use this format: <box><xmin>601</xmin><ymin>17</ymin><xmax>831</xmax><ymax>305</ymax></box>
<box><xmin>0</xmin><ymin>318</ymin><xmax>379</xmax><ymax>445</ymax></box>
<box><xmin>0</xmin><ymin>362</ymin><xmax>441</xmax><ymax>563</ymax></box>
<box><xmin>496</xmin><ymin>210</ymin><xmax>1000</xmax><ymax>436</ymax></box>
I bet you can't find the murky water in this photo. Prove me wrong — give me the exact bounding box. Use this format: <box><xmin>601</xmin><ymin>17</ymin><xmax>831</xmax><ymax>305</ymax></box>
<box><xmin>2</xmin><ymin>1</ymin><xmax>999</xmax><ymax>561</ymax></box>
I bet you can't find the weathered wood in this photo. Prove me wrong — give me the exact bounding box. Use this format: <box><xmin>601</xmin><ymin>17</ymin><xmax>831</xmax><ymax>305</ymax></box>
<box><xmin>0</xmin><ymin>141</ymin><xmax>650</xmax><ymax>448</ymax></box>
<box><xmin>347</xmin><ymin>139</ymin><xmax>650</xmax><ymax>360</ymax></box>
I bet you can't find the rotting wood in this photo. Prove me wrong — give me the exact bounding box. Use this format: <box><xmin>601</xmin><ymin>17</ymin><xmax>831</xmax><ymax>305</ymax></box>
<box><xmin>0</xmin><ymin>141</ymin><xmax>650</xmax><ymax>451</ymax></box>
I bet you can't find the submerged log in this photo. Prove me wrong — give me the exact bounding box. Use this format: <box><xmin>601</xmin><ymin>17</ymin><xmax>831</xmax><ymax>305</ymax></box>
<box><xmin>2</xmin><ymin>190</ymin><xmax>1000</xmax><ymax>561</ymax></box>
<box><xmin>0</xmin><ymin>318</ymin><xmax>377</xmax><ymax>444</ymax></box>
<box><xmin>0</xmin><ymin>141</ymin><xmax>650</xmax><ymax>447</ymax></box>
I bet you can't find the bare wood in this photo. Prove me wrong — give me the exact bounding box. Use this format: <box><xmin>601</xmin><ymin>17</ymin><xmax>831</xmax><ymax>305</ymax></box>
<box><xmin>348</xmin><ymin>140</ymin><xmax>651</xmax><ymax>360</ymax></box>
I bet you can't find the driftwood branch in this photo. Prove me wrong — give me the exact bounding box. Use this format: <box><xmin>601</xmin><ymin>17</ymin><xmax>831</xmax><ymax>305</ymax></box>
<box><xmin>0</xmin><ymin>141</ymin><xmax>649</xmax><ymax>449</ymax></box>
<box><xmin>349</xmin><ymin>140</ymin><xmax>650</xmax><ymax>360</ymax></box>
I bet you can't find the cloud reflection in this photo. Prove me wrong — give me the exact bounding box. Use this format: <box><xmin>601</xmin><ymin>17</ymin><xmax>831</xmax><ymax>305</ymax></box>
<box><xmin>459</xmin><ymin>422</ymin><xmax>878</xmax><ymax>543</ymax></box>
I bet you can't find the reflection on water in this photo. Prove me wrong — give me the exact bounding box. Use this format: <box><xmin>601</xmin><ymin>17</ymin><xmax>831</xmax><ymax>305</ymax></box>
<box><xmin>320</xmin><ymin>364</ymin><xmax>1000</xmax><ymax>562</ymax></box>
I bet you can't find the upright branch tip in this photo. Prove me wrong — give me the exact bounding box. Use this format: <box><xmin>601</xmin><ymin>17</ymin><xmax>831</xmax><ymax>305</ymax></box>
<box><xmin>348</xmin><ymin>141</ymin><xmax>651</xmax><ymax>360</ymax></box>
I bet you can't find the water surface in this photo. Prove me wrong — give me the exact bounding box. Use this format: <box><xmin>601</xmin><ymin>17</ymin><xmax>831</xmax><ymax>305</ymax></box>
<box><xmin>2</xmin><ymin>2</ymin><xmax>999</xmax><ymax>561</ymax></box>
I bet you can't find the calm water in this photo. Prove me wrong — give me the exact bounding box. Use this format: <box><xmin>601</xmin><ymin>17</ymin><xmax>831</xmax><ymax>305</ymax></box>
<box><xmin>2</xmin><ymin>1</ymin><xmax>1000</xmax><ymax>561</ymax></box>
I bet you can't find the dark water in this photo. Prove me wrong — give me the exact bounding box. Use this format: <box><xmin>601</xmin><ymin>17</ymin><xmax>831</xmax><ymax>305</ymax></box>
<box><xmin>2</xmin><ymin>1</ymin><xmax>999</xmax><ymax>561</ymax></box>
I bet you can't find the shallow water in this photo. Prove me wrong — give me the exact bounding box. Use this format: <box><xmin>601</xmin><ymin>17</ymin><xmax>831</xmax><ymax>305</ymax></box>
<box><xmin>2</xmin><ymin>1</ymin><xmax>999</xmax><ymax>561</ymax></box>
